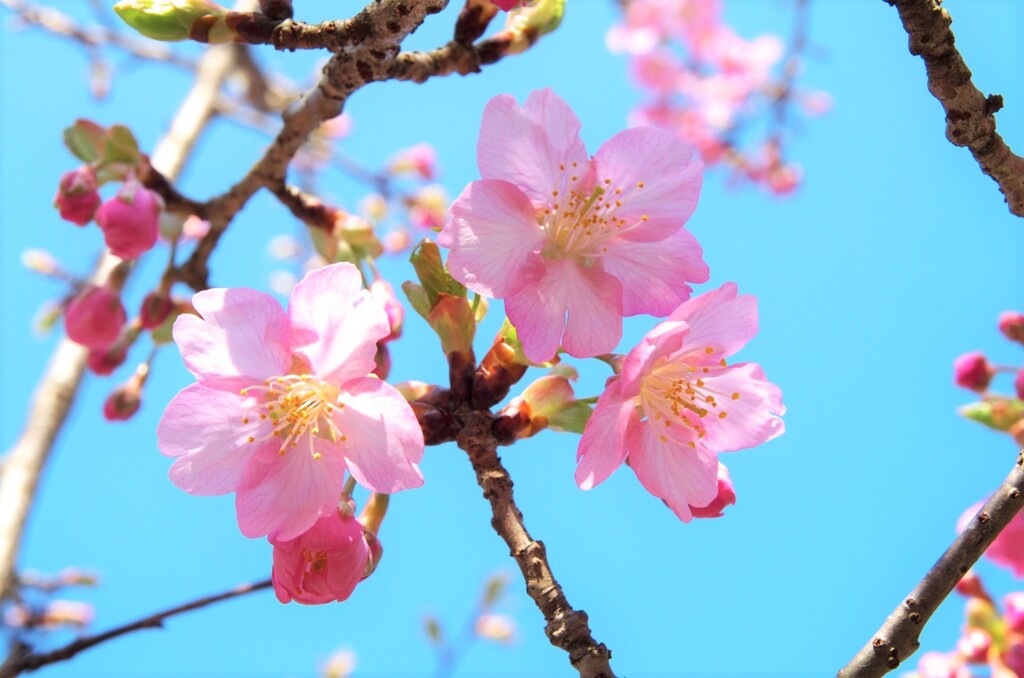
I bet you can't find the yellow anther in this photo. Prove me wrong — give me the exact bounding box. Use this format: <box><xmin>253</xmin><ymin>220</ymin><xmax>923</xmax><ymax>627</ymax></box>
<box><xmin>705</xmin><ymin>347</ymin><xmax>714</xmax><ymax>354</ymax></box>
<box><xmin>731</xmin><ymin>392</ymin><xmax>740</xmax><ymax>400</ymax></box>
<box><xmin>637</xmin><ymin>181</ymin><xmax>645</xmax><ymax>188</ymax></box>
<box><xmin>719</xmin><ymin>412</ymin><xmax>728</xmax><ymax>419</ymax></box>
<box><xmin>247</xmin><ymin>436</ymin><xmax>255</xmax><ymax>443</ymax></box>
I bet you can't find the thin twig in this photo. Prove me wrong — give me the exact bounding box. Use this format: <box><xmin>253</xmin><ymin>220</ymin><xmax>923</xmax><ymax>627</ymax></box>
<box><xmin>837</xmin><ymin>453</ymin><xmax>1024</xmax><ymax>677</ymax></box>
<box><xmin>886</xmin><ymin>0</ymin><xmax>1024</xmax><ymax>217</ymax></box>
<box><xmin>0</xmin><ymin>579</ymin><xmax>272</xmax><ymax>677</ymax></box>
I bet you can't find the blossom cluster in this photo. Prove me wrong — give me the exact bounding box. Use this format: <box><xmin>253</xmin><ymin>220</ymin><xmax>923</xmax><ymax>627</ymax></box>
<box><xmin>607</xmin><ymin>0</ymin><xmax>830</xmax><ymax>194</ymax></box>
<box><xmin>954</xmin><ymin>312</ymin><xmax>1024</xmax><ymax>447</ymax></box>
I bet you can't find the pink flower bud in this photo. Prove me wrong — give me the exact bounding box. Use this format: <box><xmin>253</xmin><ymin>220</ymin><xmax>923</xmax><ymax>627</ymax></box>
<box><xmin>140</xmin><ymin>292</ymin><xmax>174</xmax><ymax>330</ymax></box>
<box><xmin>953</xmin><ymin>351</ymin><xmax>993</xmax><ymax>392</ymax></box>
<box><xmin>95</xmin><ymin>181</ymin><xmax>162</xmax><ymax>260</ymax></box>
<box><xmin>955</xmin><ymin>570</ymin><xmax>989</xmax><ymax>601</ymax></box>
<box><xmin>955</xmin><ymin>628</ymin><xmax>991</xmax><ymax>664</ymax></box>
<box><xmin>370</xmin><ymin>279</ymin><xmax>404</xmax><ymax>342</ymax></box>
<box><xmin>999</xmin><ymin>312</ymin><xmax>1024</xmax><ymax>345</ymax></box>
<box><xmin>103</xmin><ymin>376</ymin><xmax>143</xmax><ymax>421</ymax></box>
<box><xmin>690</xmin><ymin>463</ymin><xmax>737</xmax><ymax>519</ymax></box>
<box><xmin>54</xmin><ymin>166</ymin><xmax>100</xmax><ymax>226</ymax></box>
<box><xmin>388</xmin><ymin>143</ymin><xmax>437</xmax><ymax>180</ymax></box>
<box><xmin>1005</xmin><ymin>592</ymin><xmax>1024</xmax><ymax>633</ymax></box>
<box><xmin>65</xmin><ymin>285</ymin><xmax>126</xmax><ymax>349</ymax></box>
<box><xmin>1015</xmin><ymin>370</ymin><xmax>1024</xmax><ymax>401</ymax></box>
<box><xmin>270</xmin><ymin>508</ymin><xmax>370</xmax><ymax>605</ymax></box>
<box><xmin>87</xmin><ymin>343</ymin><xmax>129</xmax><ymax>375</ymax></box>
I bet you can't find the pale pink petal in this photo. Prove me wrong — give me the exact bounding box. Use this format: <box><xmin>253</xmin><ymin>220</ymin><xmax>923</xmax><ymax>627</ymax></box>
<box><xmin>575</xmin><ymin>379</ymin><xmax>638</xmax><ymax>489</ymax></box>
<box><xmin>602</xmin><ymin>227</ymin><xmax>709</xmax><ymax>316</ymax></box>
<box><xmin>619</xmin><ymin>320</ymin><xmax>689</xmax><ymax>395</ymax></box>
<box><xmin>288</xmin><ymin>263</ymin><xmax>388</xmax><ymax>384</ymax></box>
<box><xmin>477</xmin><ymin>89</ymin><xmax>589</xmax><ymax>205</ymax></box>
<box><xmin>629</xmin><ymin>422</ymin><xmax>719</xmax><ymax>522</ymax></box>
<box><xmin>668</xmin><ymin>282</ymin><xmax>757</xmax><ymax>357</ymax></box>
<box><xmin>560</xmin><ymin>262</ymin><xmax>624</xmax><ymax>359</ymax></box>
<box><xmin>234</xmin><ymin>444</ymin><xmax>346</xmax><ymax>541</ymax></box>
<box><xmin>439</xmin><ymin>180</ymin><xmax>547</xmax><ymax>298</ymax></box>
<box><xmin>158</xmin><ymin>384</ymin><xmax>267</xmax><ymax>495</ymax></box>
<box><xmin>174</xmin><ymin>288</ymin><xmax>292</xmax><ymax>390</ymax></box>
<box><xmin>505</xmin><ymin>275</ymin><xmax>564</xmax><ymax>365</ymax></box>
<box><xmin>334</xmin><ymin>378</ymin><xmax>424</xmax><ymax>493</ymax></box>
<box><xmin>698</xmin><ymin>363</ymin><xmax>785</xmax><ymax>451</ymax></box>
<box><xmin>593</xmin><ymin>127</ymin><xmax>703</xmax><ymax>242</ymax></box>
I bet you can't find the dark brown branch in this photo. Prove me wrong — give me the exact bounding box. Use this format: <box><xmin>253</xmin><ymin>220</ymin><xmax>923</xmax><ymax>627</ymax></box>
<box><xmin>887</xmin><ymin>0</ymin><xmax>1024</xmax><ymax>217</ymax></box>
<box><xmin>457</xmin><ymin>410</ymin><xmax>616</xmax><ymax>678</ymax></box>
<box><xmin>0</xmin><ymin>579</ymin><xmax>272</xmax><ymax>677</ymax></box>
<box><xmin>837</xmin><ymin>453</ymin><xmax>1024</xmax><ymax>677</ymax></box>
<box><xmin>271</xmin><ymin>183</ymin><xmax>339</xmax><ymax>231</ymax></box>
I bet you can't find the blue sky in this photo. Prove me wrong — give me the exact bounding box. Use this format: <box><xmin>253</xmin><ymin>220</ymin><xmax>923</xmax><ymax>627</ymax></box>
<box><xmin>2</xmin><ymin>1</ymin><xmax>1023</xmax><ymax>676</ymax></box>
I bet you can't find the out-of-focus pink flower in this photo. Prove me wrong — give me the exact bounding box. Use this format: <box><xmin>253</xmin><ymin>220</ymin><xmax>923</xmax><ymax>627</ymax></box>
<box><xmin>103</xmin><ymin>371</ymin><xmax>145</xmax><ymax>422</ymax></box>
<box><xmin>87</xmin><ymin>343</ymin><xmax>128</xmax><ymax>375</ymax></box>
<box><xmin>689</xmin><ymin>462</ymin><xmax>736</xmax><ymax>518</ymax></box>
<box><xmin>1013</xmin><ymin>370</ymin><xmax>1024</xmax><ymax>401</ymax></box>
<box><xmin>956</xmin><ymin>627</ymin><xmax>991</xmax><ymax>664</ymax></box>
<box><xmin>999</xmin><ymin>312</ymin><xmax>1024</xmax><ymax>345</ymax></box>
<box><xmin>270</xmin><ymin>505</ymin><xmax>370</xmax><ymax>605</ymax></box>
<box><xmin>954</xmin><ymin>352</ymin><xmax>994</xmax><ymax>392</ymax></box>
<box><xmin>958</xmin><ymin>500</ymin><xmax>1024</xmax><ymax>576</ymax></box>
<box><xmin>408</xmin><ymin>185</ymin><xmax>448</xmax><ymax>231</ymax></box>
<box><xmin>439</xmin><ymin>89</ymin><xmax>707</xmax><ymax>363</ymax></box>
<box><xmin>382</xmin><ymin>228</ymin><xmax>412</xmax><ymax>254</ymax></box>
<box><xmin>140</xmin><ymin>292</ymin><xmax>174</xmax><ymax>330</ymax></box>
<box><xmin>475</xmin><ymin>613</ymin><xmax>517</xmax><ymax>644</ymax></box>
<box><xmin>54</xmin><ymin>166</ymin><xmax>101</xmax><ymax>226</ymax></box>
<box><xmin>95</xmin><ymin>180</ymin><xmax>162</xmax><ymax>260</ymax></box>
<box><xmin>388</xmin><ymin>143</ymin><xmax>438</xmax><ymax>180</ymax></box>
<box><xmin>65</xmin><ymin>285</ymin><xmax>126</xmax><ymax>349</ymax></box>
<box><xmin>1004</xmin><ymin>592</ymin><xmax>1024</xmax><ymax>633</ymax></box>
<box><xmin>370</xmin><ymin>279</ymin><xmax>403</xmax><ymax>343</ymax></box>
<box><xmin>906</xmin><ymin>651</ymin><xmax>972</xmax><ymax>678</ymax></box>
<box><xmin>157</xmin><ymin>263</ymin><xmax>424</xmax><ymax>541</ymax></box>
<box><xmin>575</xmin><ymin>284</ymin><xmax>785</xmax><ymax>521</ymax></box>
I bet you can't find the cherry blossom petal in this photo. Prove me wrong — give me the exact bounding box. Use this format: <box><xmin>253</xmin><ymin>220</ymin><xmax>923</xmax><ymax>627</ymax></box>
<box><xmin>333</xmin><ymin>378</ymin><xmax>425</xmax><ymax>493</ymax></box>
<box><xmin>593</xmin><ymin>127</ymin><xmax>703</xmax><ymax>242</ymax></box>
<box><xmin>159</xmin><ymin>384</ymin><xmax>269</xmax><ymax>495</ymax></box>
<box><xmin>505</xmin><ymin>273</ymin><xmax>565</xmax><ymax>365</ymax></box>
<box><xmin>477</xmin><ymin>89</ymin><xmax>589</xmax><ymax>205</ymax></box>
<box><xmin>602</xmin><ymin>227</ymin><xmax>709</xmax><ymax>316</ymax></box>
<box><xmin>561</xmin><ymin>262</ymin><xmax>624</xmax><ymax>359</ymax></box>
<box><xmin>668</xmin><ymin>282</ymin><xmax>758</xmax><ymax>358</ymax></box>
<box><xmin>575</xmin><ymin>379</ymin><xmax>639</xmax><ymax>489</ymax></box>
<box><xmin>288</xmin><ymin>263</ymin><xmax>388</xmax><ymax>384</ymax></box>
<box><xmin>619</xmin><ymin>320</ymin><xmax>689</xmax><ymax>395</ymax></box>
<box><xmin>234</xmin><ymin>443</ymin><xmax>346</xmax><ymax>541</ymax></box>
<box><xmin>174</xmin><ymin>287</ymin><xmax>292</xmax><ymax>390</ymax></box>
<box><xmin>629</xmin><ymin>422</ymin><xmax>719</xmax><ymax>522</ymax></box>
<box><xmin>698</xmin><ymin>363</ymin><xmax>785</xmax><ymax>451</ymax></box>
<box><xmin>439</xmin><ymin>180</ymin><xmax>547</xmax><ymax>298</ymax></box>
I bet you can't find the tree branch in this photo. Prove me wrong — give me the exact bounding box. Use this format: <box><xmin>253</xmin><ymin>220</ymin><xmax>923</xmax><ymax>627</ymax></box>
<box><xmin>0</xmin><ymin>579</ymin><xmax>272</xmax><ymax>677</ymax></box>
<box><xmin>0</xmin><ymin>42</ymin><xmax>241</xmax><ymax>602</ymax></box>
<box><xmin>837</xmin><ymin>453</ymin><xmax>1024</xmax><ymax>677</ymax></box>
<box><xmin>887</xmin><ymin>0</ymin><xmax>1024</xmax><ymax>217</ymax></box>
<box><xmin>456</xmin><ymin>410</ymin><xmax>616</xmax><ymax>678</ymax></box>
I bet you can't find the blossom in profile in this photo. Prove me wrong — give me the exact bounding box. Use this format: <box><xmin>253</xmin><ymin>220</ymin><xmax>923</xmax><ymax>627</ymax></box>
<box><xmin>439</xmin><ymin>88</ymin><xmax>706</xmax><ymax>363</ymax></box>
<box><xmin>270</xmin><ymin>505</ymin><xmax>370</xmax><ymax>605</ymax></box>
<box><xmin>958</xmin><ymin>500</ymin><xmax>1024</xmax><ymax>577</ymax></box>
<box><xmin>157</xmin><ymin>263</ymin><xmax>424</xmax><ymax>541</ymax></box>
<box><xmin>575</xmin><ymin>284</ymin><xmax>784</xmax><ymax>521</ymax></box>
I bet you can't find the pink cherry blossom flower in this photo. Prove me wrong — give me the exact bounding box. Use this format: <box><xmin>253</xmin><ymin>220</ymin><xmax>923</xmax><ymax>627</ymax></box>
<box><xmin>958</xmin><ymin>500</ymin><xmax>1024</xmax><ymax>577</ymax></box>
<box><xmin>270</xmin><ymin>505</ymin><xmax>370</xmax><ymax>605</ymax></box>
<box><xmin>439</xmin><ymin>89</ymin><xmax>707</xmax><ymax>363</ymax></box>
<box><xmin>387</xmin><ymin>143</ymin><xmax>437</xmax><ymax>180</ymax></box>
<box><xmin>157</xmin><ymin>263</ymin><xmax>424</xmax><ymax>541</ymax></box>
<box><xmin>64</xmin><ymin>285</ymin><xmax>126</xmax><ymax>349</ymax></box>
<box><xmin>54</xmin><ymin>166</ymin><xmax>101</xmax><ymax>226</ymax></box>
<box><xmin>95</xmin><ymin>180</ymin><xmax>162</xmax><ymax>260</ymax></box>
<box><xmin>575</xmin><ymin>283</ymin><xmax>784</xmax><ymax>521</ymax></box>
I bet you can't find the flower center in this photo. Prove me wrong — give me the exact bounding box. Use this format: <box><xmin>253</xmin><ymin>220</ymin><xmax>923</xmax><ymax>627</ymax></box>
<box><xmin>539</xmin><ymin>163</ymin><xmax>648</xmax><ymax>260</ymax></box>
<box><xmin>240</xmin><ymin>374</ymin><xmax>344</xmax><ymax>459</ymax></box>
<box><xmin>638</xmin><ymin>347</ymin><xmax>740</xmax><ymax>447</ymax></box>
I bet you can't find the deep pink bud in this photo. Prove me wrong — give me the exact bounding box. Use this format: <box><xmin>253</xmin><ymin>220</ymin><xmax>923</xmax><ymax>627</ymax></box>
<box><xmin>270</xmin><ymin>508</ymin><xmax>370</xmax><ymax>605</ymax></box>
<box><xmin>1015</xmin><ymin>370</ymin><xmax>1024</xmax><ymax>401</ymax></box>
<box><xmin>955</xmin><ymin>628</ymin><xmax>990</xmax><ymax>664</ymax></box>
<box><xmin>689</xmin><ymin>463</ymin><xmax>737</xmax><ymax>519</ymax></box>
<box><xmin>140</xmin><ymin>292</ymin><xmax>174</xmax><ymax>330</ymax></box>
<box><xmin>54</xmin><ymin>167</ymin><xmax>101</xmax><ymax>226</ymax></box>
<box><xmin>102</xmin><ymin>382</ymin><xmax>141</xmax><ymax>421</ymax></box>
<box><xmin>492</xmin><ymin>0</ymin><xmax>520</xmax><ymax>9</ymax></box>
<box><xmin>999</xmin><ymin>312</ymin><xmax>1024</xmax><ymax>345</ymax></box>
<box><xmin>65</xmin><ymin>286</ymin><xmax>126</xmax><ymax>349</ymax></box>
<box><xmin>87</xmin><ymin>344</ymin><xmax>128</xmax><ymax>376</ymax></box>
<box><xmin>955</xmin><ymin>570</ymin><xmax>989</xmax><ymax>601</ymax></box>
<box><xmin>95</xmin><ymin>181</ymin><xmax>162</xmax><ymax>260</ymax></box>
<box><xmin>953</xmin><ymin>352</ymin><xmax>993</xmax><ymax>392</ymax></box>
<box><xmin>372</xmin><ymin>344</ymin><xmax>391</xmax><ymax>380</ymax></box>
<box><xmin>370</xmin><ymin>279</ymin><xmax>403</xmax><ymax>342</ymax></box>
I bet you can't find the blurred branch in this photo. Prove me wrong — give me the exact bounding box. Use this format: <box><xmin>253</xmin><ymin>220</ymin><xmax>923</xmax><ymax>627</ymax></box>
<box><xmin>0</xmin><ymin>42</ymin><xmax>241</xmax><ymax>603</ymax></box>
<box><xmin>886</xmin><ymin>0</ymin><xmax>1024</xmax><ymax>217</ymax></box>
<box><xmin>457</xmin><ymin>410</ymin><xmax>616</xmax><ymax>678</ymax></box>
<box><xmin>1</xmin><ymin>0</ymin><xmax>196</xmax><ymax>69</ymax></box>
<box><xmin>0</xmin><ymin>578</ymin><xmax>272</xmax><ymax>677</ymax></box>
<box><xmin>837</xmin><ymin>453</ymin><xmax>1024</xmax><ymax>677</ymax></box>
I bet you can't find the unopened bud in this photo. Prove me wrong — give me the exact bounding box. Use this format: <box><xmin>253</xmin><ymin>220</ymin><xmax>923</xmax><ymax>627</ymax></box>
<box><xmin>689</xmin><ymin>463</ymin><xmax>737</xmax><ymax>519</ymax></box>
<box><xmin>955</xmin><ymin>570</ymin><xmax>989</xmax><ymax>601</ymax></box>
<box><xmin>960</xmin><ymin>398</ymin><xmax>1024</xmax><ymax>432</ymax></box>
<box><xmin>954</xmin><ymin>351</ymin><xmax>994</xmax><ymax>392</ymax></box>
<box><xmin>1016</xmin><ymin>370</ymin><xmax>1024</xmax><ymax>401</ymax></box>
<box><xmin>114</xmin><ymin>0</ymin><xmax>230</xmax><ymax>42</ymax></box>
<box><xmin>22</xmin><ymin>249</ymin><xmax>60</xmax><ymax>276</ymax></box>
<box><xmin>96</xmin><ymin>180</ymin><xmax>162</xmax><ymax>260</ymax></box>
<box><xmin>103</xmin><ymin>364</ymin><xmax>148</xmax><ymax>421</ymax></box>
<box><xmin>87</xmin><ymin>343</ymin><xmax>129</xmax><ymax>376</ymax></box>
<box><xmin>475</xmin><ymin>613</ymin><xmax>516</xmax><ymax>644</ymax></box>
<box><xmin>1000</xmin><ymin>312</ymin><xmax>1024</xmax><ymax>345</ymax></box>
<box><xmin>54</xmin><ymin>166</ymin><xmax>100</xmax><ymax>226</ymax></box>
<box><xmin>140</xmin><ymin>291</ymin><xmax>174</xmax><ymax>329</ymax></box>
<box><xmin>65</xmin><ymin>285</ymin><xmax>126</xmax><ymax>349</ymax></box>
